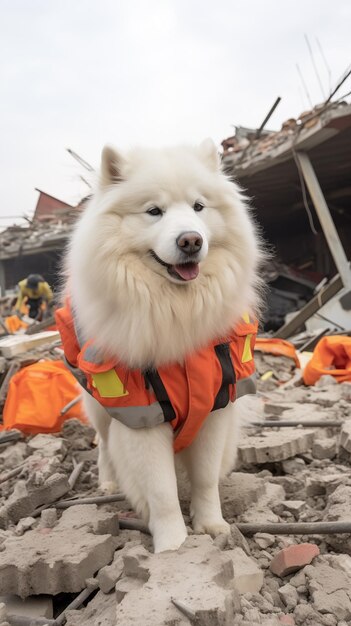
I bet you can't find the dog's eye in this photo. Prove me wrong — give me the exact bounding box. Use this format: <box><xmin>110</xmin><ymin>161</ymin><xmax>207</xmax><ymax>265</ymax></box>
<box><xmin>193</xmin><ymin>201</ymin><xmax>205</xmax><ymax>212</ymax></box>
<box><xmin>147</xmin><ymin>207</ymin><xmax>163</xmax><ymax>216</ymax></box>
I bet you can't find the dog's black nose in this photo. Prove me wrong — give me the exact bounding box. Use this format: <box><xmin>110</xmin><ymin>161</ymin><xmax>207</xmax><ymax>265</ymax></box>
<box><xmin>176</xmin><ymin>231</ymin><xmax>203</xmax><ymax>255</ymax></box>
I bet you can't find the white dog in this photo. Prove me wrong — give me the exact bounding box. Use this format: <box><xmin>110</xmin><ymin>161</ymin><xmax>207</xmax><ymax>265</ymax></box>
<box><xmin>59</xmin><ymin>140</ymin><xmax>261</xmax><ymax>553</ymax></box>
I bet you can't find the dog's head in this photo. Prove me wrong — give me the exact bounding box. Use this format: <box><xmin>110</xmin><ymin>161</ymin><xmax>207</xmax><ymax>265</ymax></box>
<box><xmin>68</xmin><ymin>140</ymin><xmax>262</xmax><ymax>366</ymax></box>
<box><xmin>94</xmin><ymin>139</ymin><xmax>257</xmax><ymax>284</ymax></box>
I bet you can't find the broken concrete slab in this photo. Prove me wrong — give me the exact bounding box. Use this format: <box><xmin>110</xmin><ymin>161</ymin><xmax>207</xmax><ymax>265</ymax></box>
<box><xmin>227</xmin><ymin>547</ymin><xmax>264</xmax><ymax>594</ymax></box>
<box><xmin>304</xmin><ymin>563</ymin><xmax>351</xmax><ymax>621</ymax></box>
<box><xmin>65</xmin><ymin>589</ymin><xmax>116</xmax><ymax>626</ymax></box>
<box><xmin>0</xmin><ymin>594</ymin><xmax>53</xmax><ymax>619</ymax></box>
<box><xmin>240</xmin><ymin>483</ymin><xmax>285</xmax><ymax>524</ymax></box>
<box><xmin>97</xmin><ymin>540</ymin><xmax>140</xmax><ymax>594</ymax></box>
<box><xmin>219</xmin><ymin>472</ymin><xmax>265</xmax><ymax>517</ymax></box>
<box><xmin>0</xmin><ymin>505</ymin><xmax>118</xmax><ymax>597</ymax></box>
<box><xmin>324</xmin><ymin>485</ymin><xmax>351</xmax><ymax>553</ymax></box>
<box><xmin>115</xmin><ymin>536</ymin><xmax>241</xmax><ymax>626</ymax></box>
<box><xmin>281</xmin><ymin>501</ymin><xmax>305</xmax><ymax>518</ymax></box>
<box><xmin>312</xmin><ymin>438</ymin><xmax>337</xmax><ymax>460</ymax></box>
<box><xmin>278</xmin><ymin>583</ymin><xmax>298</xmax><ymax>610</ymax></box>
<box><xmin>0</xmin><ymin>473</ymin><xmax>69</xmax><ymax>527</ymax></box>
<box><xmin>27</xmin><ymin>434</ymin><xmax>67</xmax><ymax>458</ymax></box>
<box><xmin>238</xmin><ymin>428</ymin><xmax>315</xmax><ymax>465</ymax></box>
<box><xmin>339</xmin><ymin>422</ymin><xmax>351</xmax><ymax>455</ymax></box>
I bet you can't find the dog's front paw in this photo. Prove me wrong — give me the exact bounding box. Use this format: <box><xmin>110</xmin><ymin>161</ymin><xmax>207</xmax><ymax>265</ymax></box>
<box><xmin>153</xmin><ymin>527</ymin><xmax>188</xmax><ymax>553</ymax></box>
<box><xmin>100</xmin><ymin>480</ymin><xmax>119</xmax><ymax>494</ymax></box>
<box><xmin>154</xmin><ymin>536</ymin><xmax>187</xmax><ymax>553</ymax></box>
<box><xmin>193</xmin><ymin>518</ymin><xmax>230</xmax><ymax>537</ymax></box>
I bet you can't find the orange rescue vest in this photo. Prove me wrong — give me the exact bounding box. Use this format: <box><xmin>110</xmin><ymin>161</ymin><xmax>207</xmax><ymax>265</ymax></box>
<box><xmin>55</xmin><ymin>302</ymin><xmax>258</xmax><ymax>452</ymax></box>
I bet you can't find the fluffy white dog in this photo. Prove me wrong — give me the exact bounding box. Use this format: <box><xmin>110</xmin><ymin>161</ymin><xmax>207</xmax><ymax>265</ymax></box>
<box><xmin>63</xmin><ymin>140</ymin><xmax>261</xmax><ymax>553</ymax></box>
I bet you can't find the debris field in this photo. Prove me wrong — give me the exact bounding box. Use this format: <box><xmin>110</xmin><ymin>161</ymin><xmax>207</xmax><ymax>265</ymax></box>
<box><xmin>0</xmin><ymin>350</ymin><xmax>349</xmax><ymax>626</ymax></box>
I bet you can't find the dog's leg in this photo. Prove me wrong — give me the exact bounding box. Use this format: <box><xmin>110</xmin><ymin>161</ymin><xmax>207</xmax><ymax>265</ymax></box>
<box><xmin>108</xmin><ymin>419</ymin><xmax>188</xmax><ymax>553</ymax></box>
<box><xmin>82</xmin><ymin>392</ymin><xmax>118</xmax><ymax>493</ymax></box>
<box><xmin>180</xmin><ymin>404</ymin><xmax>235</xmax><ymax>537</ymax></box>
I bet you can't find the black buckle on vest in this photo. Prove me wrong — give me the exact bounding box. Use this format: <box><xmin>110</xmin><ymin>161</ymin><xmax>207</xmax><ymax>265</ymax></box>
<box><xmin>212</xmin><ymin>343</ymin><xmax>236</xmax><ymax>412</ymax></box>
<box><xmin>144</xmin><ymin>369</ymin><xmax>176</xmax><ymax>423</ymax></box>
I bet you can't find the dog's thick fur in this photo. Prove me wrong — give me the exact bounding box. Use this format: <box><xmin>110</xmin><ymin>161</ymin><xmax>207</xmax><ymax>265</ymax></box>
<box><xmin>66</xmin><ymin>140</ymin><xmax>262</xmax><ymax>552</ymax></box>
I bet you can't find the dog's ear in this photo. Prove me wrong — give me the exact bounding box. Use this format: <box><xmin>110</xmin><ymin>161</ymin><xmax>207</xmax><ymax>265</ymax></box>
<box><xmin>198</xmin><ymin>138</ymin><xmax>221</xmax><ymax>171</ymax></box>
<box><xmin>100</xmin><ymin>145</ymin><xmax>125</xmax><ymax>186</ymax></box>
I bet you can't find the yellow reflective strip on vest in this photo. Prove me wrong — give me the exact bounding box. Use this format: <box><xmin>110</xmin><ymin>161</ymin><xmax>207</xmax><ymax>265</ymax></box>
<box><xmin>242</xmin><ymin>311</ymin><xmax>250</xmax><ymax>324</ymax></box>
<box><xmin>242</xmin><ymin>333</ymin><xmax>253</xmax><ymax>363</ymax></box>
<box><xmin>92</xmin><ymin>370</ymin><xmax>129</xmax><ymax>398</ymax></box>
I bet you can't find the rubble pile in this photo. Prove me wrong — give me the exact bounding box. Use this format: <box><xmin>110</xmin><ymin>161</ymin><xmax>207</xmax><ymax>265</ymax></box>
<box><xmin>0</xmin><ymin>368</ymin><xmax>349</xmax><ymax>625</ymax></box>
<box><xmin>221</xmin><ymin>100</ymin><xmax>348</xmax><ymax>166</ymax></box>
<box><xmin>0</xmin><ymin>209</ymin><xmax>78</xmax><ymax>260</ymax></box>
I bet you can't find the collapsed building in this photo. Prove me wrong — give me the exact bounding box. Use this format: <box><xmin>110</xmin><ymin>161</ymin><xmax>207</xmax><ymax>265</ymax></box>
<box><xmin>0</xmin><ymin>191</ymin><xmax>87</xmax><ymax>297</ymax></box>
<box><xmin>1</xmin><ymin>100</ymin><xmax>350</xmax><ymax>335</ymax></box>
<box><xmin>222</xmin><ymin>100</ymin><xmax>351</xmax><ymax>333</ymax></box>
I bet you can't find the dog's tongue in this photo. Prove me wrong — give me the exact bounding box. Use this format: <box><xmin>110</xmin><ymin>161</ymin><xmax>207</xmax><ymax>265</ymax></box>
<box><xmin>174</xmin><ymin>262</ymin><xmax>199</xmax><ymax>281</ymax></box>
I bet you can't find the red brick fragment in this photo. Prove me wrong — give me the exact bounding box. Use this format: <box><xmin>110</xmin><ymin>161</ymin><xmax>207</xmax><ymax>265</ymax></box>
<box><xmin>279</xmin><ymin>616</ymin><xmax>295</xmax><ymax>625</ymax></box>
<box><xmin>270</xmin><ymin>543</ymin><xmax>320</xmax><ymax>577</ymax></box>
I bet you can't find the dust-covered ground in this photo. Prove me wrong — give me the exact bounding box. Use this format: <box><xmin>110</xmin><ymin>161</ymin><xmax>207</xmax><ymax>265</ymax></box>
<box><xmin>0</xmin><ymin>355</ymin><xmax>350</xmax><ymax>625</ymax></box>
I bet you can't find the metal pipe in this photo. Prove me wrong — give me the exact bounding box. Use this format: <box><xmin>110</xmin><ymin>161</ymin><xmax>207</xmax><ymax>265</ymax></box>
<box><xmin>55</xmin><ymin>493</ymin><xmax>126</xmax><ymax>509</ymax></box>
<box><xmin>68</xmin><ymin>461</ymin><xmax>84</xmax><ymax>489</ymax></box>
<box><xmin>250</xmin><ymin>420</ymin><xmax>342</xmax><ymax>428</ymax></box>
<box><xmin>255</xmin><ymin>97</ymin><xmax>281</xmax><ymax>138</ymax></box>
<box><xmin>236</xmin><ymin>521</ymin><xmax>351</xmax><ymax>536</ymax></box>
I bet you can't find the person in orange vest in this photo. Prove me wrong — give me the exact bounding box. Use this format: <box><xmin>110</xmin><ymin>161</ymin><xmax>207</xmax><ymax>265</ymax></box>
<box><xmin>15</xmin><ymin>274</ymin><xmax>53</xmax><ymax>320</ymax></box>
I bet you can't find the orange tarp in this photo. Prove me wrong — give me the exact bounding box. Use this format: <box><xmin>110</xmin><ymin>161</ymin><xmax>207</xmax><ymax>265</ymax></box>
<box><xmin>2</xmin><ymin>360</ymin><xmax>86</xmax><ymax>434</ymax></box>
<box><xmin>303</xmin><ymin>336</ymin><xmax>351</xmax><ymax>385</ymax></box>
<box><xmin>254</xmin><ymin>338</ymin><xmax>300</xmax><ymax>367</ymax></box>
<box><xmin>4</xmin><ymin>315</ymin><xmax>28</xmax><ymax>334</ymax></box>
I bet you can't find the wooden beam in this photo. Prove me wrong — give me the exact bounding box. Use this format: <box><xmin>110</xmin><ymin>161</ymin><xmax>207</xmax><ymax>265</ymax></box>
<box><xmin>296</xmin><ymin>151</ymin><xmax>351</xmax><ymax>288</ymax></box>
<box><xmin>274</xmin><ymin>273</ymin><xmax>342</xmax><ymax>338</ymax></box>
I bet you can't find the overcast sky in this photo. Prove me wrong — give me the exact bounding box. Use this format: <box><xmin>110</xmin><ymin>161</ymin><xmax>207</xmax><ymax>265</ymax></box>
<box><xmin>0</xmin><ymin>0</ymin><xmax>350</xmax><ymax>225</ymax></box>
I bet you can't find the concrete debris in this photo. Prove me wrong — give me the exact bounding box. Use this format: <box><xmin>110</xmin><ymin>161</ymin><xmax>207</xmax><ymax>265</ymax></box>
<box><xmin>278</xmin><ymin>583</ymin><xmax>298</xmax><ymax>610</ymax></box>
<box><xmin>304</xmin><ymin>562</ymin><xmax>351</xmax><ymax>621</ymax></box>
<box><xmin>115</xmin><ymin>536</ymin><xmax>241</xmax><ymax>625</ymax></box>
<box><xmin>65</xmin><ymin>590</ymin><xmax>116</xmax><ymax>626</ymax></box>
<box><xmin>0</xmin><ymin>504</ymin><xmax>118</xmax><ymax>597</ymax></box>
<box><xmin>0</xmin><ymin>473</ymin><xmax>70</xmax><ymax>527</ymax></box>
<box><xmin>97</xmin><ymin>540</ymin><xmax>141</xmax><ymax>594</ymax></box>
<box><xmin>27</xmin><ymin>434</ymin><xmax>67</xmax><ymax>458</ymax></box>
<box><xmin>339</xmin><ymin>421</ymin><xmax>351</xmax><ymax>455</ymax></box>
<box><xmin>229</xmin><ymin>547</ymin><xmax>264</xmax><ymax>593</ymax></box>
<box><xmin>312</xmin><ymin>438</ymin><xmax>337</xmax><ymax>460</ymax></box>
<box><xmin>0</xmin><ymin>594</ymin><xmax>53</xmax><ymax>619</ymax></box>
<box><xmin>0</xmin><ymin>340</ymin><xmax>350</xmax><ymax>625</ymax></box>
<box><xmin>238</xmin><ymin>428</ymin><xmax>316</xmax><ymax>464</ymax></box>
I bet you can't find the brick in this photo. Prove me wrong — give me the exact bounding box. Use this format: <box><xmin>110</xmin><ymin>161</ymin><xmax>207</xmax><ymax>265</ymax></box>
<box><xmin>238</xmin><ymin>429</ymin><xmax>315</xmax><ymax>465</ymax></box>
<box><xmin>270</xmin><ymin>543</ymin><xmax>320</xmax><ymax>577</ymax></box>
<box><xmin>279</xmin><ymin>616</ymin><xmax>295</xmax><ymax>625</ymax></box>
<box><xmin>0</xmin><ymin>505</ymin><xmax>117</xmax><ymax>597</ymax></box>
